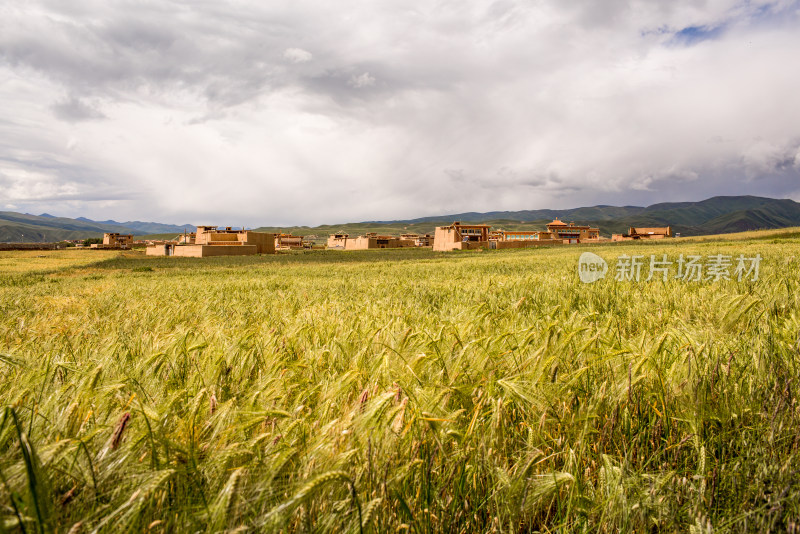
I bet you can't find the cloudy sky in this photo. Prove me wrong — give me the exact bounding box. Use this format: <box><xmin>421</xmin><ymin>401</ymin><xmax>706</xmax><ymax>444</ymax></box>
<box><xmin>1</xmin><ymin>0</ymin><xmax>799</xmax><ymax>226</ymax></box>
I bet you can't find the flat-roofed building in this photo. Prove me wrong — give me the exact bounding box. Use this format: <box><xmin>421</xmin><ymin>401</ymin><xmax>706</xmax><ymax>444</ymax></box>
<box><xmin>275</xmin><ymin>233</ymin><xmax>304</xmax><ymax>250</ymax></box>
<box><xmin>494</xmin><ymin>230</ymin><xmax>562</xmax><ymax>248</ymax></box>
<box><xmin>146</xmin><ymin>226</ymin><xmax>275</xmax><ymax>257</ymax></box>
<box><xmin>400</xmin><ymin>233</ymin><xmax>435</xmax><ymax>247</ymax></box>
<box><xmin>612</xmin><ymin>226</ymin><xmax>672</xmax><ymax>241</ymax></box>
<box><xmin>90</xmin><ymin>233</ymin><xmax>134</xmax><ymax>249</ymax></box>
<box><xmin>545</xmin><ymin>218</ymin><xmax>600</xmax><ymax>243</ymax></box>
<box><xmin>346</xmin><ymin>233</ymin><xmax>416</xmax><ymax>250</ymax></box>
<box><xmin>327</xmin><ymin>233</ymin><xmax>350</xmax><ymax>249</ymax></box>
<box><xmin>433</xmin><ymin>222</ymin><xmax>491</xmax><ymax>251</ymax></box>
<box><xmin>327</xmin><ymin>233</ymin><xmax>418</xmax><ymax>250</ymax></box>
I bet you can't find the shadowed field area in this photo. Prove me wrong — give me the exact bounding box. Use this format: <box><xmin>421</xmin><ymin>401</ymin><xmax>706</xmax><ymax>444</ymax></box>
<box><xmin>1</xmin><ymin>234</ymin><xmax>799</xmax><ymax>532</ymax></box>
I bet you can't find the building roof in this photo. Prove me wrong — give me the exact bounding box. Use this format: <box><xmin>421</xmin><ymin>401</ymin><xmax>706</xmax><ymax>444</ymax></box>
<box><xmin>503</xmin><ymin>230</ymin><xmax>545</xmax><ymax>235</ymax></box>
<box><xmin>547</xmin><ymin>218</ymin><xmax>567</xmax><ymax>226</ymax></box>
<box><xmin>630</xmin><ymin>227</ymin><xmax>670</xmax><ymax>235</ymax></box>
<box><xmin>447</xmin><ymin>221</ymin><xmax>491</xmax><ymax>229</ymax></box>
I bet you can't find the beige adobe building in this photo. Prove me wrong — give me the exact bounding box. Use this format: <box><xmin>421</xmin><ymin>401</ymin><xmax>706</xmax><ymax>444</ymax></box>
<box><xmin>327</xmin><ymin>233</ymin><xmax>416</xmax><ymax>250</ymax></box>
<box><xmin>327</xmin><ymin>233</ymin><xmax>350</xmax><ymax>249</ymax></box>
<box><xmin>176</xmin><ymin>232</ymin><xmax>196</xmax><ymax>244</ymax></box>
<box><xmin>612</xmin><ymin>226</ymin><xmax>672</xmax><ymax>241</ymax></box>
<box><xmin>146</xmin><ymin>226</ymin><xmax>275</xmax><ymax>257</ymax></box>
<box><xmin>542</xmin><ymin>218</ymin><xmax>600</xmax><ymax>243</ymax></box>
<box><xmin>400</xmin><ymin>233</ymin><xmax>435</xmax><ymax>247</ymax></box>
<box><xmin>433</xmin><ymin>222</ymin><xmax>491</xmax><ymax>251</ymax></box>
<box><xmin>275</xmin><ymin>233</ymin><xmax>305</xmax><ymax>250</ymax></box>
<box><xmin>435</xmin><ymin>219</ymin><xmax>602</xmax><ymax>251</ymax></box>
<box><xmin>494</xmin><ymin>230</ymin><xmax>562</xmax><ymax>248</ymax></box>
<box><xmin>90</xmin><ymin>233</ymin><xmax>133</xmax><ymax>249</ymax></box>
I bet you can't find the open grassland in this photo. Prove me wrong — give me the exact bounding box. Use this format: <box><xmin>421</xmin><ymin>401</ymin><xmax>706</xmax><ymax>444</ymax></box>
<box><xmin>0</xmin><ymin>250</ymin><xmax>119</xmax><ymax>275</ymax></box>
<box><xmin>678</xmin><ymin>226</ymin><xmax>800</xmax><ymax>243</ymax></box>
<box><xmin>1</xmin><ymin>234</ymin><xmax>800</xmax><ymax>533</ymax></box>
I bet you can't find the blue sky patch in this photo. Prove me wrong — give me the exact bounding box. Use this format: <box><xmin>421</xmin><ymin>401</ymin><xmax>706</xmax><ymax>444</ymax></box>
<box><xmin>671</xmin><ymin>24</ymin><xmax>726</xmax><ymax>46</ymax></box>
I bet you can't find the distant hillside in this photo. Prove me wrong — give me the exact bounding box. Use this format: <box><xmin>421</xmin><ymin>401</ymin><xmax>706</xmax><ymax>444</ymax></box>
<box><xmin>0</xmin><ymin>212</ymin><xmax>194</xmax><ymax>242</ymax></box>
<box><xmin>374</xmin><ymin>205</ymin><xmax>647</xmax><ymax>224</ymax></box>
<box><xmin>4</xmin><ymin>195</ymin><xmax>799</xmax><ymax>243</ymax></box>
<box><xmin>74</xmin><ymin>217</ymin><xmax>195</xmax><ymax>235</ymax></box>
<box><xmin>256</xmin><ymin>195</ymin><xmax>800</xmax><ymax>239</ymax></box>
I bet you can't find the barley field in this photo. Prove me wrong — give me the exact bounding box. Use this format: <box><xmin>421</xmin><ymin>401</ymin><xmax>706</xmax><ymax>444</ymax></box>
<box><xmin>1</xmin><ymin>233</ymin><xmax>799</xmax><ymax>533</ymax></box>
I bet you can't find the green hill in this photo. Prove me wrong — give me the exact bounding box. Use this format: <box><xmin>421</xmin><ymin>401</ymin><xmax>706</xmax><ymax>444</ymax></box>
<box><xmin>256</xmin><ymin>195</ymin><xmax>800</xmax><ymax>240</ymax></box>
<box><xmin>0</xmin><ymin>212</ymin><xmax>194</xmax><ymax>242</ymax></box>
<box><xmin>4</xmin><ymin>195</ymin><xmax>800</xmax><ymax>243</ymax></box>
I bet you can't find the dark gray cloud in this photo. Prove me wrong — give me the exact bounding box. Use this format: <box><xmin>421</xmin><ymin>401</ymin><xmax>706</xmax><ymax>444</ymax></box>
<box><xmin>0</xmin><ymin>0</ymin><xmax>799</xmax><ymax>225</ymax></box>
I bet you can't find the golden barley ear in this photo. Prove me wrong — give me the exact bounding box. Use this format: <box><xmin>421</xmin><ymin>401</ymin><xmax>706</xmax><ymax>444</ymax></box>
<box><xmin>111</xmin><ymin>412</ymin><xmax>131</xmax><ymax>450</ymax></box>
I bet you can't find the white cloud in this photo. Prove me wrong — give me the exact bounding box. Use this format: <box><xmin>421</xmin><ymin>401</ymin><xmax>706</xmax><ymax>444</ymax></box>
<box><xmin>348</xmin><ymin>72</ymin><xmax>376</xmax><ymax>88</ymax></box>
<box><xmin>283</xmin><ymin>47</ymin><xmax>313</xmax><ymax>63</ymax></box>
<box><xmin>0</xmin><ymin>0</ymin><xmax>798</xmax><ymax>225</ymax></box>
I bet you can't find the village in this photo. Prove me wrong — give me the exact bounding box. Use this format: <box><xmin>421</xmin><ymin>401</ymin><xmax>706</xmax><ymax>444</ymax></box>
<box><xmin>79</xmin><ymin>219</ymin><xmax>673</xmax><ymax>257</ymax></box>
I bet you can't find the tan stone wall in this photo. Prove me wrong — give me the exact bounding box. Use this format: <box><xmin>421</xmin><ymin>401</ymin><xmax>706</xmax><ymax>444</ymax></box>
<box><xmin>344</xmin><ymin>237</ymin><xmax>369</xmax><ymax>250</ymax></box>
<box><xmin>195</xmin><ymin>227</ymin><xmax>211</xmax><ymax>245</ymax></box>
<box><xmin>433</xmin><ymin>227</ymin><xmax>458</xmax><ymax>251</ymax></box>
<box><xmin>208</xmin><ymin>233</ymin><xmax>240</xmax><ymax>242</ymax></box>
<box><xmin>146</xmin><ymin>245</ymin><xmax>169</xmax><ymax>256</ymax></box>
<box><xmin>171</xmin><ymin>245</ymin><xmax>259</xmax><ymax>257</ymax></box>
<box><xmin>171</xmin><ymin>245</ymin><xmax>205</xmax><ymax>257</ymax></box>
<box><xmin>496</xmin><ymin>240</ymin><xmax>561</xmax><ymax>249</ymax></box>
<box><xmin>327</xmin><ymin>236</ymin><xmax>348</xmax><ymax>249</ymax></box>
<box><xmin>241</xmin><ymin>231</ymin><xmax>276</xmax><ymax>254</ymax></box>
<box><xmin>146</xmin><ymin>243</ymin><xmax>262</xmax><ymax>257</ymax></box>
<box><xmin>207</xmin><ymin>241</ymin><xmax>244</xmax><ymax>246</ymax></box>
<box><xmin>345</xmin><ymin>237</ymin><xmax>416</xmax><ymax>250</ymax></box>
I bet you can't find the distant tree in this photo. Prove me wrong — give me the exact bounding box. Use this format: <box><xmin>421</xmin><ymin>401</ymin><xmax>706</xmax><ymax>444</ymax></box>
<box><xmin>83</xmin><ymin>237</ymin><xmax>103</xmax><ymax>246</ymax></box>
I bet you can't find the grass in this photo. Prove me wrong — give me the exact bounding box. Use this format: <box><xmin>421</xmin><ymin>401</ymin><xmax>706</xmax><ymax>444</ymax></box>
<box><xmin>1</xmin><ymin>235</ymin><xmax>799</xmax><ymax>532</ymax></box>
<box><xmin>677</xmin><ymin>226</ymin><xmax>800</xmax><ymax>242</ymax></box>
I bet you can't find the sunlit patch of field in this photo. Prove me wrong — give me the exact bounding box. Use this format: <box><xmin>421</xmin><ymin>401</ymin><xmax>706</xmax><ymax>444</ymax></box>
<box><xmin>0</xmin><ymin>233</ymin><xmax>799</xmax><ymax>532</ymax></box>
<box><xmin>0</xmin><ymin>249</ymin><xmax>119</xmax><ymax>273</ymax></box>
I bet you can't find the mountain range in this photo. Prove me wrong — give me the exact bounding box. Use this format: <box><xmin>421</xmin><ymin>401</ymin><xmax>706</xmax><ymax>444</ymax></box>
<box><xmin>255</xmin><ymin>195</ymin><xmax>800</xmax><ymax>238</ymax></box>
<box><xmin>0</xmin><ymin>212</ymin><xmax>194</xmax><ymax>242</ymax></box>
<box><xmin>1</xmin><ymin>195</ymin><xmax>799</xmax><ymax>242</ymax></box>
